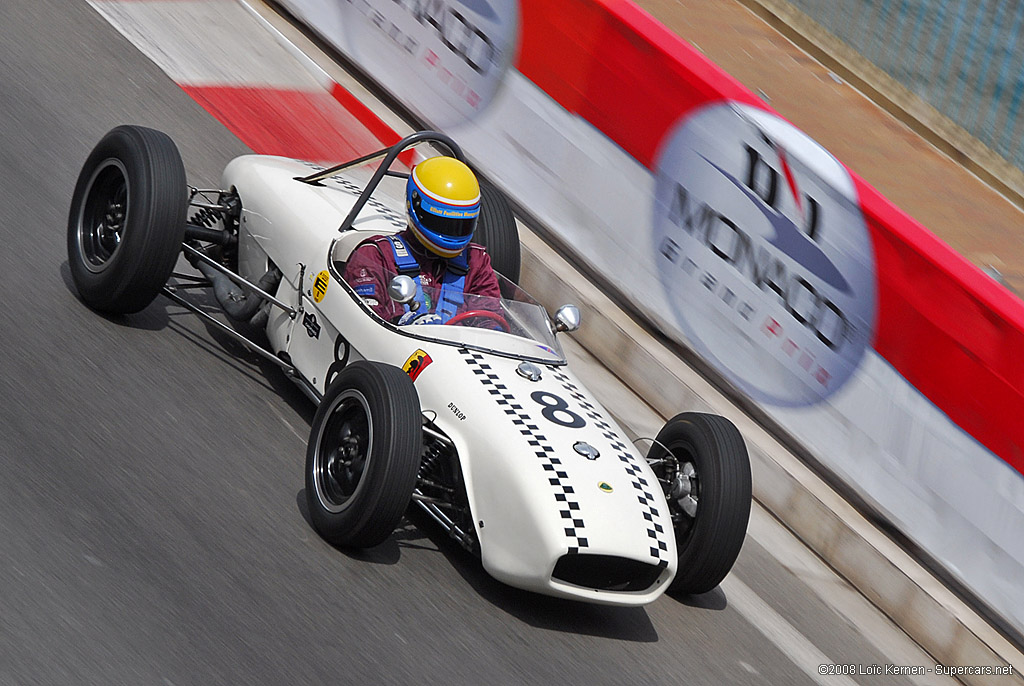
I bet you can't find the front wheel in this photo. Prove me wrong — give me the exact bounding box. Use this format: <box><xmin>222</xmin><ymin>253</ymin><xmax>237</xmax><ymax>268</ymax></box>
<box><xmin>306</xmin><ymin>361</ymin><xmax>422</xmax><ymax>548</ymax></box>
<box><xmin>67</xmin><ymin>125</ymin><xmax>187</xmax><ymax>314</ymax></box>
<box><xmin>648</xmin><ymin>412</ymin><xmax>752</xmax><ymax>594</ymax></box>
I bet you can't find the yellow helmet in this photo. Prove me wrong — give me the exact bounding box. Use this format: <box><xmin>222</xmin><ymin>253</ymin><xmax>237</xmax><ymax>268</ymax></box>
<box><xmin>406</xmin><ymin>156</ymin><xmax>481</xmax><ymax>257</ymax></box>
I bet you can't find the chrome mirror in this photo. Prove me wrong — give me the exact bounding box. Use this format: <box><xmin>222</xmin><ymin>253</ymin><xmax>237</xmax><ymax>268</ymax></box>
<box><xmin>388</xmin><ymin>274</ymin><xmax>417</xmax><ymax>306</ymax></box>
<box><xmin>553</xmin><ymin>304</ymin><xmax>581</xmax><ymax>333</ymax></box>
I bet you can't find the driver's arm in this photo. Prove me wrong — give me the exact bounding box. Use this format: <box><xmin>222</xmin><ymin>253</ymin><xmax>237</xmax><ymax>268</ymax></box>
<box><xmin>463</xmin><ymin>244</ymin><xmax>501</xmax><ymax>306</ymax></box>
<box><xmin>457</xmin><ymin>245</ymin><xmax>505</xmax><ymax>330</ymax></box>
<box><xmin>343</xmin><ymin>243</ymin><xmax>400</xmax><ymax>322</ymax></box>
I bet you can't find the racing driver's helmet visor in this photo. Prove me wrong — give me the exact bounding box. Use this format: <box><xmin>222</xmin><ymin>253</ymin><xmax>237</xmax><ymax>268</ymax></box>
<box><xmin>409</xmin><ymin>189</ymin><xmax>479</xmax><ymax>239</ymax></box>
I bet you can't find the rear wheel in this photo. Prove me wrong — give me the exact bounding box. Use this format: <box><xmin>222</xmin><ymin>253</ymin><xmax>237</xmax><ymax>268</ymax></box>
<box><xmin>475</xmin><ymin>179</ymin><xmax>520</xmax><ymax>283</ymax></box>
<box><xmin>648</xmin><ymin>412</ymin><xmax>751</xmax><ymax>594</ymax></box>
<box><xmin>306</xmin><ymin>361</ymin><xmax>422</xmax><ymax>548</ymax></box>
<box><xmin>67</xmin><ymin>125</ymin><xmax>187</xmax><ymax>314</ymax></box>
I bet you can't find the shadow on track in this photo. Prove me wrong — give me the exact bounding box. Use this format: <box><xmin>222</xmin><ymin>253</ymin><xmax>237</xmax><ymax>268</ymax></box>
<box><xmin>157</xmin><ymin>282</ymin><xmax>316</xmax><ymax>426</ymax></box>
<box><xmin>60</xmin><ymin>260</ymin><xmax>170</xmax><ymax>331</ymax></box>
<box><xmin>294</xmin><ymin>491</ymin><xmax>439</xmax><ymax>567</ymax></box>
<box><xmin>295</xmin><ymin>492</ymin><xmax>732</xmax><ymax>639</ymax></box>
<box><xmin>62</xmin><ymin>258</ymin><xmax>316</xmax><ymax>426</ymax></box>
<box><xmin>386</xmin><ymin>506</ymin><xmax>661</xmax><ymax>641</ymax></box>
<box><xmin>670</xmin><ymin>585</ymin><xmax>728</xmax><ymax>611</ymax></box>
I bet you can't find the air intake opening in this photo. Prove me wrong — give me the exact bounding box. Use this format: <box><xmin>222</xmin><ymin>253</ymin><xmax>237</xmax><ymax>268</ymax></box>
<box><xmin>552</xmin><ymin>554</ymin><xmax>663</xmax><ymax>592</ymax></box>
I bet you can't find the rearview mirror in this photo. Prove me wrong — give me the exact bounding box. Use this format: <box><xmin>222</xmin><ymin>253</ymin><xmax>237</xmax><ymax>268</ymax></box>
<box><xmin>553</xmin><ymin>304</ymin><xmax>581</xmax><ymax>333</ymax></box>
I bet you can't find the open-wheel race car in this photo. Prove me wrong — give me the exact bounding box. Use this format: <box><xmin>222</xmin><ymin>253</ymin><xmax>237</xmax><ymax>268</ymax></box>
<box><xmin>67</xmin><ymin>125</ymin><xmax>752</xmax><ymax>606</ymax></box>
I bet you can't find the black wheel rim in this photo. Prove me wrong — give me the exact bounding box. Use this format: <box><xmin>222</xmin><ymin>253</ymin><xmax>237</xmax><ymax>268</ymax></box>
<box><xmin>77</xmin><ymin>159</ymin><xmax>129</xmax><ymax>273</ymax></box>
<box><xmin>313</xmin><ymin>389</ymin><xmax>373</xmax><ymax>514</ymax></box>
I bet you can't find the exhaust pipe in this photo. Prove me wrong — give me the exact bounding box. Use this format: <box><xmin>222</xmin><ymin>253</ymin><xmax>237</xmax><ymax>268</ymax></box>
<box><xmin>195</xmin><ymin>260</ymin><xmax>282</xmax><ymax>322</ymax></box>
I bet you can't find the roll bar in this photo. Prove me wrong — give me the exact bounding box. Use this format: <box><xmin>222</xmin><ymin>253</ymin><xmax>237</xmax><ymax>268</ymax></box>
<box><xmin>295</xmin><ymin>131</ymin><xmax>465</xmax><ymax>234</ymax></box>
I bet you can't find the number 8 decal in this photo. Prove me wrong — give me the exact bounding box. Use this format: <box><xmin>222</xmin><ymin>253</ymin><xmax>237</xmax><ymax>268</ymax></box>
<box><xmin>531</xmin><ymin>391</ymin><xmax>586</xmax><ymax>428</ymax></box>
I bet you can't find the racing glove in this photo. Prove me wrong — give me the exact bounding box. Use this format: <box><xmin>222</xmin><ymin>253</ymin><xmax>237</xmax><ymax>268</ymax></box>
<box><xmin>397</xmin><ymin>311</ymin><xmax>442</xmax><ymax>326</ymax></box>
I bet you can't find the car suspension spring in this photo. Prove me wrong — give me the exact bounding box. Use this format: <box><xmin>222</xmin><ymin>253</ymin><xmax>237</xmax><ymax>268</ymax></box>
<box><xmin>189</xmin><ymin>206</ymin><xmax>222</xmax><ymax>228</ymax></box>
<box><xmin>418</xmin><ymin>438</ymin><xmax>447</xmax><ymax>481</ymax></box>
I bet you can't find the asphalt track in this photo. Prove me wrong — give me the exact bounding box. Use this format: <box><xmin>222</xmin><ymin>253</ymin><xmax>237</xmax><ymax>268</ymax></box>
<box><xmin>0</xmin><ymin>1</ymin><xmax>961</xmax><ymax>684</ymax></box>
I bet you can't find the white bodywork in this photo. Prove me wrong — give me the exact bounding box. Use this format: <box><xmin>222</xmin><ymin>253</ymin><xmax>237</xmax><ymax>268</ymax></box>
<box><xmin>223</xmin><ymin>155</ymin><xmax>678</xmax><ymax>605</ymax></box>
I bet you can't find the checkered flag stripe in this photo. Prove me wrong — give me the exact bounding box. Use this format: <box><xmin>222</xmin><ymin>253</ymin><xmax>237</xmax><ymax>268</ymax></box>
<box><xmin>461</xmin><ymin>350</ymin><xmax>589</xmax><ymax>550</ymax></box>
<box><xmin>548</xmin><ymin>367</ymin><xmax>670</xmax><ymax>569</ymax></box>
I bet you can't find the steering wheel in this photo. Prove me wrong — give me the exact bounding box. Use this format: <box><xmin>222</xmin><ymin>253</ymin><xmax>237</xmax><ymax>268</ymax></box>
<box><xmin>445</xmin><ymin>309</ymin><xmax>510</xmax><ymax>332</ymax></box>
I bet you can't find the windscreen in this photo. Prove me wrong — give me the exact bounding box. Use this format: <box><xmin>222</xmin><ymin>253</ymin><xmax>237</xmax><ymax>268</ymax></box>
<box><xmin>350</xmin><ymin>265</ymin><xmax>566</xmax><ymax>364</ymax></box>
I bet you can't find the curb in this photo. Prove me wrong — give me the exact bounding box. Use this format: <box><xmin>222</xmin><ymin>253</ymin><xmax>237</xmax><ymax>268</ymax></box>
<box><xmin>518</xmin><ymin>228</ymin><xmax>1024</xmax><ymax>685</ymax></box>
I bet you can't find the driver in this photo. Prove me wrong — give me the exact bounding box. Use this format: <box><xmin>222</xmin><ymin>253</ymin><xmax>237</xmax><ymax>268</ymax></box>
<box><xmin>343</xmin><ymin>156</ymin><xmax>501</xmax><ymax>325</ymax></box>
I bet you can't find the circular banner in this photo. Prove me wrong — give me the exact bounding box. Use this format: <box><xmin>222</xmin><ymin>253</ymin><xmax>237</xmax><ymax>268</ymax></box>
<box><xmin>653</xmin><ymin>102</ymin><xmax>877</xmax><ymax>406</ymax></box>
<box><xmin>341</xmin><ymin>0</ymin><xmax>519</xmax><ymax>128</ymax></box>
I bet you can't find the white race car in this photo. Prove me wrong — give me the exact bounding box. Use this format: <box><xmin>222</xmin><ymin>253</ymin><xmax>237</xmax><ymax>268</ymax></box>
<box><xmin>67</xmin><ymin>126</ymin><xmax>751</xmax><ymax>606</ymax></box>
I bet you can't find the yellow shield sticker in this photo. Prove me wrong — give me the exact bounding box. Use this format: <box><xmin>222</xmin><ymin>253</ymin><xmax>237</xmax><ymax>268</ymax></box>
<box><xmin>313</xmin><ymin>270</ymin><xmax>329</xmax><ymax>303</ymax></box>
<box><xmin>402</xmin><ymin>349</ymin><xmax>433</xmax><ymax>382</ymax></box>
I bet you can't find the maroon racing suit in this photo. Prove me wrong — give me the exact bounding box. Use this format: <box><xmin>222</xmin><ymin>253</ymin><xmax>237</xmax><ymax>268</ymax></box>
<box><xmin>343</xmin><ymin>229</ymin><xmax>501</xmax><ymax>322</ymax></box>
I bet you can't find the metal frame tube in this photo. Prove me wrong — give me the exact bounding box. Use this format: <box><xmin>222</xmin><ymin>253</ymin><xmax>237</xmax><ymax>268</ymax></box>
<box><xmin>160</xmin><ymin>286</ymin><xmax>296</xmax><ymax>374</ymax></box>
<box><xmin>187</xmin><ymin>187</ymin><xmax>234</xmax><ymax>211</ymax></box>
<box><xmin>412</xmin><ymin>496</ymin><xmax>475</xmax><ymax>550</ymax></box>
<box><xmin>184</xmin><ymin>223</ymin><xmax>232</xmax><ymax>245</ymax></box>
<box><xmin>295</xmin><ymin>131</ymin><xmax>464</xmax><ymax>232</ymax></box>
<box><xmin>187</xmin><ymin>198</ymin><xmax>232</xmax><ymax>211</ymax></box>
<box><xmin>297</xmin><ymin>147</ymin><xmax>393</xmax><ymax>184</ymax></box>
<box><xmin>336</xmin><ymin>131</ymin><xmax>463</xmax><ymax>233</ymax></box>
<box><xmin>422</xmin><ymin>424</ymin><xmax>455</xmax><ymax>447</ymax></box>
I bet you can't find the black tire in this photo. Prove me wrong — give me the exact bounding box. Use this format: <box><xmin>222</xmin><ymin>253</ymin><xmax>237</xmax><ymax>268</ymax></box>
<box><xmin>648</xmin><ymin>412</ymin><xmax>752</xmax><ymax>594</ymax></box>
<box><xmin>67</xmin><ymin>125</ymin><xmax>187</xmax><ymax>314</ymax></box>
<box><xmin>306</xmin><ymin>361</ymin><xmax>422</xmax><ymax>548</ymax></box>
<box><xmin>475</xmin><ymin>179</ymin><xmax>520</xmax><ymax>283</ymax></box>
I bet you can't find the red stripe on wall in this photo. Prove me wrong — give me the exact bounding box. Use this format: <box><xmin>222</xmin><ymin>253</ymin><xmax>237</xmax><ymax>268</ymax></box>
<box><xmin>328</xmin><ymin>82</ymin><xmax>400</xmax><ymax>148</ymax></box>
<box><xmin>516</xmin><ymin>0</ymin><xmax>763</xmax><ymax>168</ymax></box>
<box><xmin>857</xmin><ymin>177</ymin><xmax>1024</xmax><ymax>473</ymax></box>
<box><xmin>181</xmin><ymin>85</ymin><xmax>388</xmax><ymax>162</ymax></box>
<box><xmin>328</xmin><ymin>82</ymin><xmax>422</xmax><ymax>168</ymax></box>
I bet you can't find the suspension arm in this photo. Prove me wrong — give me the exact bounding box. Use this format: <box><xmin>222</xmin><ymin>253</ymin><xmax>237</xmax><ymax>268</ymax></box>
<box><xmin>160</xmin><ymin>286</ymin><xmax>296</xmax><ymax>375</ymax></box>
